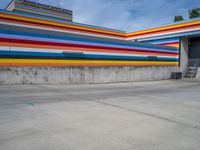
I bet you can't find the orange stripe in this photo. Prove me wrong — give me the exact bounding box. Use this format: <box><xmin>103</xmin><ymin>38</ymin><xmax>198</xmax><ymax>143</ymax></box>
<box><xmin>162</xmin><ymin>44</ymin><xmax>179</xmax><ymax>48</ymax></box>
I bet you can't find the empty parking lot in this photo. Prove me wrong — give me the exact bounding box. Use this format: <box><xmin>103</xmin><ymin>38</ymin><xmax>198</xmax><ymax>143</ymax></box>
<box><xmin>0</xmin><ymin>80</ymin><xmax>200</xmax><ymax>150</ymax></box>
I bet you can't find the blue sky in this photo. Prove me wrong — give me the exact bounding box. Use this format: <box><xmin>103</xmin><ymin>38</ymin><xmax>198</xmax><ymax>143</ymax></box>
<box><xmin>0</xmin><ymin>0</ymin><xmax>200</xmax><ymax>31</ymax></box>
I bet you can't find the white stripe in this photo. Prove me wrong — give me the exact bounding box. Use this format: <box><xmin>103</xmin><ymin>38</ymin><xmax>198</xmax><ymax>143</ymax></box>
<box><xmin>0</xmin><ymin>46</ymin><xmax>10</xmax><ymax>51</ymax></box>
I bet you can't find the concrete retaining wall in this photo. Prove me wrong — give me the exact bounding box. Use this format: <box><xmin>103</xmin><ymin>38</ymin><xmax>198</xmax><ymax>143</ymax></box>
<box><xmin>0</xmin><ymin>66</ymin><xmax>177</xmax><ymax>85</ymax></box>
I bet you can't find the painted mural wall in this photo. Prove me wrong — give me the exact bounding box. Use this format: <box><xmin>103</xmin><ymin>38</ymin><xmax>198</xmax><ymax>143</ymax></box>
<box><xmin>126</xmin><ymin>19</ymin><xmax>200</xmax><ymax>41</ymax></box>
<box><xmin>0</xmin><ymin>9</ymin><xmax>179</xmax><ymax>67</ymax></box>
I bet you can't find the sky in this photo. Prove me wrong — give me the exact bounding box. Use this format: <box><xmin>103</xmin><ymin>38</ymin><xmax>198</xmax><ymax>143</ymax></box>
<box><xmin>0</xmin><ymin>0</ymin><xmax>200</xmax><ymax>31</ymax></box>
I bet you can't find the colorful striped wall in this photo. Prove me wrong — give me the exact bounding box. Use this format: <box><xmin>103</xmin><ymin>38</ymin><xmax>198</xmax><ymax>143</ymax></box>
<box><xmin>126</xmin><ymin>18</ymin><xmax>199</xmax><ymax>51</ymax></box>
<box><xmin>127</xmin><ymin>19</ymin><xmax>200</xmax><ymax>41</ymax></box>
<box><xmin>0</xmin><ymin>10</ymin><xmax>179</xmax><ymax>67</ymax></box>
<box><xmin>1</xmin><ymin>0</ymin><xmax>200</xmax><ymax>68</ymax></box>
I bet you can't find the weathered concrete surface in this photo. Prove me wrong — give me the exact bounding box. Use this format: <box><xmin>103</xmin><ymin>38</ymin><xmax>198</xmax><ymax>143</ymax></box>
<box><xmin>0</xmin><ymin>66</ymin><xmax>177</xmax><ymax>84</ymax></box>
<box><xmin>0</xmin><ymin>80</ymin><xmax>200</xmax><ymax>150</ymax></box>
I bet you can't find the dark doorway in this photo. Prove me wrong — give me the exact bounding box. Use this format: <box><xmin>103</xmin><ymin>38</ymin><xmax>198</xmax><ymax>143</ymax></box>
<box><xmin>189</xmin><ymin>36</ymin><xmax>200</xmax><ymax>59</ymax></box>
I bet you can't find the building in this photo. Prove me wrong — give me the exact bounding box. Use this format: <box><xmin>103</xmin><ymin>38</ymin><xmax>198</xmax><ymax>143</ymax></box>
<box><xmin>127</xmin><ymin>19</ymin><xmax>200</xmax><ymax>75</ymax></box>
<box><xmin>6</xmin><ymin>0</ymin><xmax>73</xmax><ymax>22</ymax></box>
<box><xmin>0</xmin><ymin>0</ymin><xmax>199</xmax><ymax>84</ymax></box>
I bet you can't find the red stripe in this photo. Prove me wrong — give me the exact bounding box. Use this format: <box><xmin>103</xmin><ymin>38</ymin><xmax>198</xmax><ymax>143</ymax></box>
<box><xmin>0</xmin><ymin>38</ymin><xmax>178</xmax><ymax>55</ymax></box>
<box><xmin>161</xmin><ymin>41</ymin><xmax>179</xmax><ymax>44</ymax></box>
<box><xmin>159</xmin><ymin>42</ymin><xmax>179</xmax><ymax>45</ymax></box>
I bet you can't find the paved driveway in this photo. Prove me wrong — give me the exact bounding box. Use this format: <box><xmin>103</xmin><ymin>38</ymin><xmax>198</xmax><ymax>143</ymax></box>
<box><xmin>0</xmin><ymin>80</ymin><xmax>200</xmax><ymax>150</ymax></box>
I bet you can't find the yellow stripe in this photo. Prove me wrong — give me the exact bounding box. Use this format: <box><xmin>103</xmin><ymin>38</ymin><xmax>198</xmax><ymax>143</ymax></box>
<box><xmin>0</xmin><ymin>59</ymin><xmax>178</xmax><ymax>65</ymax></box>
<box><xmin>0</xmin><ymin>13</ymin><xmax>124</xmax><ymax>36</ymax></box>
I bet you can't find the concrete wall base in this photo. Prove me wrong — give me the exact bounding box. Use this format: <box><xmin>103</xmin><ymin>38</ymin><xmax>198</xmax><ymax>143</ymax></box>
<box><xmin>0</xmin><ymin>66</ymin><xmax>178</xmax><ymax>85</ymax></box>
